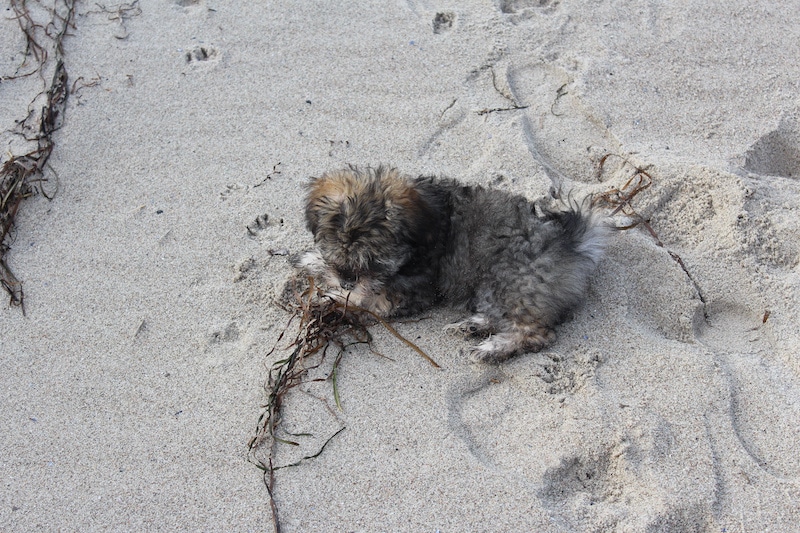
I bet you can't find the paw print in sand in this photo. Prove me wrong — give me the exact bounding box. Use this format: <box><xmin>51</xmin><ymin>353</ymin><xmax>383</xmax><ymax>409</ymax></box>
<box><xmin>185</xmin><ymin>45</ymin><xmax>220</xmax><ymax>66</ymax></box>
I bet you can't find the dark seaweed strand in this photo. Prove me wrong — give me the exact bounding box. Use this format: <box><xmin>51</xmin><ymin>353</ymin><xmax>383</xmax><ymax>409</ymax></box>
<box><xmin>248</xmin><ymin>279</ymin><xmax>439</xmax><ymax>532</ymax></box>
<box><xmin>247</xmin><ymin>283</ymin><xmax>355</xmax><ymax>533</ymax></box>
<box><xmin>1</xmin><ymin>0</ymin><xmax>75</xmax><ymax>312</ymax></box>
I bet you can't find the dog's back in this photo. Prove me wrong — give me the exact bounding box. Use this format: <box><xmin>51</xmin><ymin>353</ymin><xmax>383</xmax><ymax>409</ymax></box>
<box><xmin>437</xmin><ymin>187</ymin><xmax>608</xmax><ymax>322</ymax></box>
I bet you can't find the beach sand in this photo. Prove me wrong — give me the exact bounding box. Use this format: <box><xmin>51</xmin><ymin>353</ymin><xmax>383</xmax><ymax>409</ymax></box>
<box><xmin>2</xmin><ymin>0</ymin><xmax>800</xmax><ymax>531</ymax></box>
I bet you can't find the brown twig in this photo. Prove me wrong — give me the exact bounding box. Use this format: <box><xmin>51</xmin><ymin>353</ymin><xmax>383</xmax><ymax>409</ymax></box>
<box><xmin>71</xmin><ymin>74</ymin><xmax>102</xmax><ymax>101</ymax></box>
<box><xmin>253</xmin><ymin>162</ymin><xmax>282</xmax><ymax>187</ymax></box>
<box><xmin>83</xmin><ymin>0</ymin><xmax>141</xmax><ymax>40</ymax></box>
<box><xmin>593</xmin><ymin>153</ymin><xmax>653</xmax><ymax>217</ymax></box>
<box><xmin>476</xmin><ymin>105</ymin><xmax>529</xmax><ymax>116</ymax></box>
<box><xmin>342</xmin><ymin>303</ymin><xmax>440</xmax><ymax>368</ymax></box>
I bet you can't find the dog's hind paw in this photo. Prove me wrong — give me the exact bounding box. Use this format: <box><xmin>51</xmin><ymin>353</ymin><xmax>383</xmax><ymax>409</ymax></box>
<box><xmin>468</xmin><ymin>326</ymin><xmax>555</xmax><ymax>364</ymax></box>
<box><xmin>468</xmin><ymin>333</ymin><xmax>520</xmax><ymax>364</ymax></box>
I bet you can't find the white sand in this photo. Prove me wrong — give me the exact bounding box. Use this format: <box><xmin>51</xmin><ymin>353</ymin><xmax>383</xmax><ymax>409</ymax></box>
<box><xmin>2</xmin><ymin>0</ymin><xmax>800</xmax><ymax>531</ymax></box>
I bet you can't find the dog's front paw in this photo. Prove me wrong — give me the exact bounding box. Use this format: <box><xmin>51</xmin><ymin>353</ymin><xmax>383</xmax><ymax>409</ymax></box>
<box><xmin>443</xmin><ymin>314</ymin><xmax>492</xmax><ymax>337</ymax></box>
<box><xmin>292</xmin><ymin>249</ymin><xmax>326</xmax><ymax>274</ymax></box>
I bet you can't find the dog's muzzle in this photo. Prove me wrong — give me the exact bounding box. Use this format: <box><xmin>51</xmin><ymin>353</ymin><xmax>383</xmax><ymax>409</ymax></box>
<box><xmin>337</xmin><ymin>269</ymin><xmax>359</xmax><ymax>291</ymax></box>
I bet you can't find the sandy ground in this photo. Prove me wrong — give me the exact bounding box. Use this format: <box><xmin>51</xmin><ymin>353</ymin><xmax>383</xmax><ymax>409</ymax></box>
<box><xmin>2</xmin><ymin>0</ymin><xmax>800</xmax><ymax>531</ymax></box>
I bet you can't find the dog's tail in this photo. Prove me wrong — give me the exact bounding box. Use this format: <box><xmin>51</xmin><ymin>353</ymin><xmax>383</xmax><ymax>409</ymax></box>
<box><xmin>541</xmin><ymin>197</ymin><xmax>611</xmax><ymax>265</ymax></box>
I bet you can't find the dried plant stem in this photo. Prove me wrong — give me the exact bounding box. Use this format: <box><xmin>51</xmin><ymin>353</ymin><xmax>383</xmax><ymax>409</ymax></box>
<box><xmin>345</xmin><ymin>303</ymin><xmax>441</xmax><ymax>368</ymax></box>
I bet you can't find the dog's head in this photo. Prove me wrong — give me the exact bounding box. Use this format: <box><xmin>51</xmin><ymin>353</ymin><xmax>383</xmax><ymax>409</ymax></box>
<box><xmin>304</xmin><ymin>166</ymin><xmax>439</xmax><ymax>289</ymax></box>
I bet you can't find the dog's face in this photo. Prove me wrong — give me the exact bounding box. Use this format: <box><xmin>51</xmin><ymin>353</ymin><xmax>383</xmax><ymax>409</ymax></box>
<box><xmin>304</xmin><ymin>168</ymin><xmax>426</xmax><ymax>289</ymax></box>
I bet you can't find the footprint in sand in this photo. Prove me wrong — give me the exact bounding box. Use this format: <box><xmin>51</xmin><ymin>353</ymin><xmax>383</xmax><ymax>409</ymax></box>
<box><xmin>499</xmin><ymin>0</ymin><xmax>560</xmax><ymax>17</ymax></box>
<box><xmin>733</xmin><ymin>181</ymin><xmax>800</xmax><ymax>270</ymax></box>
<box><xmin>185</xmin><ymin>44</ymin><xmax>220</xmax><ymax>65</ymax></box>
<box><xmin>600</xmin><ymin>232</ymin><xmax>704</xmax><ymax>344</ymax></box>
<box><xmin>448</xmin><ymin>366</ymin><xmax>716</xmax><ymax>530</ymax></box>
<box><xmin>507</xmin><ymin>63</ymin><xmax>622</xmax><ymax>186</ymax></box>
<box><xmin>697</xmin><ymin>300</ymin><xmax>800</xmax><ymax>479</ymax></box>
<box><xmin>432</xmin><ymin>12</ymin><xmax>455</xmax><ymax>34</ymax></box>
<box><xmin>202</xmin><ymin>319</ymin><xmax>263</xmax><ymax>370</ymax></box>
<box><xmin>743</xmin><ymin>113</ymin><xmax>800</xmax><ymax>179</ymax></box>
<box><xmin>418</xmin><ymin>60</ymin><xmax>620</xmax><ymax>196</ymax></box>
<box><xmin>208</xmin><ymin>321</ymin><xmax>241</xmax><ymax>345</ymax></box>
<box><xmin>536</xmin><ymin>441</ymin><xmax>713</xmax><ymax>531</ymax></box>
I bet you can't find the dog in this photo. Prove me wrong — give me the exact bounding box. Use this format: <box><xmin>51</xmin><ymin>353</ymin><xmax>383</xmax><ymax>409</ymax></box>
<box><xmin>294</xmin><ymin>165</ymin><xmax>609</xmax><ymax>363</ymax></box>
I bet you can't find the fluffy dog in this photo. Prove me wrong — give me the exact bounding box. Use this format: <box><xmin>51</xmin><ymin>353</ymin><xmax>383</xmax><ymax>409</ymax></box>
<box><xmin>295</xmin><ymin>166</ymin><xmax>608</xmax><ymax>363</ymax></box>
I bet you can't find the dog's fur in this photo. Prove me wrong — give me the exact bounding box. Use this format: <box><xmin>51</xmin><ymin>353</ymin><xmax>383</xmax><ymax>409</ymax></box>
<box><xmin>295</xmin><ymin>166</ymin><xmax>609</xmax><ymax>363</ymax></box>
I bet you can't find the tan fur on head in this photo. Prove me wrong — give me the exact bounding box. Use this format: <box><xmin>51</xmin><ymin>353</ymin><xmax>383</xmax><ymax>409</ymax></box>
<box><xmin>305</xmin><ymin>167</ymin><xmax>416</xmax><ymax>228</ymax></box>
<box><xmin>303</xmin><ymin>166</ymin><xmax>441</xmax><ymax>284</ymax></box>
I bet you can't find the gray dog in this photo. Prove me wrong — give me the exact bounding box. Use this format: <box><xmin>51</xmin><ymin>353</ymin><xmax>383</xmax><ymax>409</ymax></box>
<box><xmin>295</xmin><ymin>166</ymin><xmax>608</xmax><ymax>363</ymax></box>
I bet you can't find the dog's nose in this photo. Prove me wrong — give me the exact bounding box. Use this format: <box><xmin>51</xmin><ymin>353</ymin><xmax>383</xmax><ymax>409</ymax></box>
<box><xmin>340</xmin><ymin>279</ymin><xmax>356</xmax><ymax>291</ymax></box>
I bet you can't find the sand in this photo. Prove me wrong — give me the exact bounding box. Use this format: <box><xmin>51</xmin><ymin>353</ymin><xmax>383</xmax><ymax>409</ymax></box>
<box><xmin>2</xmin><ymin>0</ymin><xmax>800</xmax><ymax>531</ymax></box>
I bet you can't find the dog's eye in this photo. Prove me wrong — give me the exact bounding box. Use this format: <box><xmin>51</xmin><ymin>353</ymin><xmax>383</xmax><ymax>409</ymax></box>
<box><xmin>346</xmin><ymin>229</ymin><xmax>365</xmax><ymax>242</ymax></box>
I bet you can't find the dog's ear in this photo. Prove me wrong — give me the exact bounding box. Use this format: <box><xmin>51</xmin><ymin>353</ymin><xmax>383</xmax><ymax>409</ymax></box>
<box><xmin>406</xmin><ymin>178</ymin><xmax>450</xmax><ymax>246</ymax></box>
<box><xmin>305</xmin><ymin>173</ymin><xmax>347</xmax><ymax>235</ymax></box>
<box><xmin>305</xmin><ymin>170</ymin><xmax>359</xmax><ymax>236</ymax></box>
<box><xmin>304</xmin><ymin>178</ymin><xmax>322</xmax><ymax>235</ymax></box>
<box><xmin>388</xmin><ymin>182</ymin><xmax>445</xmax><ymax>248</ymax></box>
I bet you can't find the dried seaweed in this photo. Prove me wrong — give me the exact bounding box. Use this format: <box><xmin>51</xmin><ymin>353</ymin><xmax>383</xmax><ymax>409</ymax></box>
<box><xmin>595</xmin><ymin>154</ymin><xmax>708</xmax><ymax>313</ymax></box>
<box><xmin>1</xmin><ymin>0</ymin><xmax>75</xmax><ymax>312</ymax></box>
<box><xmin>593</xmin><ymin>153</ymin><xmax>653</xmax><ymax>219</ymax></box>
<box><xmin>248</xmin><ymin>278</ymin><xmax>439</xmax><ymax>532</ymax></box>
<box><xmin>85</xmin><ymin>0</ymin><xmax>141</xmax><ymax>40</ymax></box>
